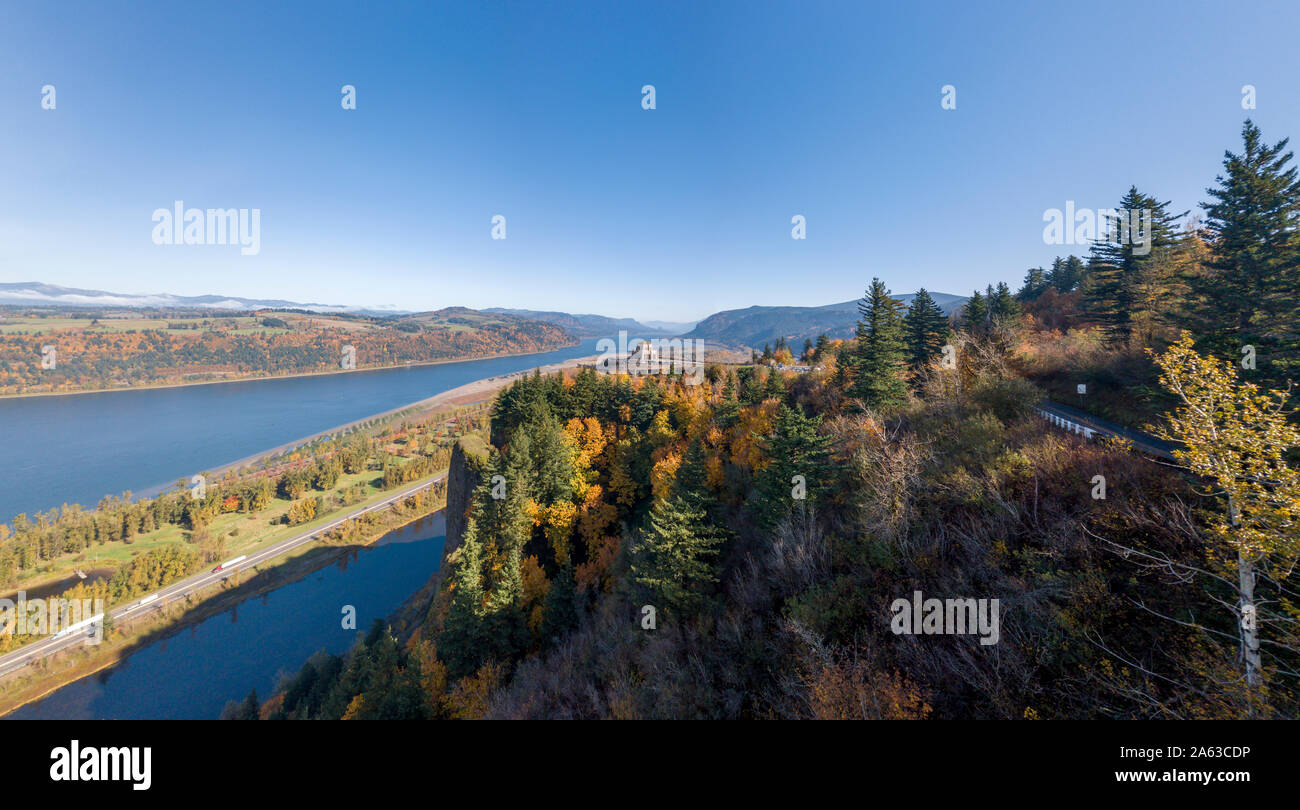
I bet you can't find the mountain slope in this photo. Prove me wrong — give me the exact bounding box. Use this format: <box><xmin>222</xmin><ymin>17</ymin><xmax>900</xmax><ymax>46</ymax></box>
<box><xmin>483</xmin><ymin>308</ymin><xmax>682</xmax><ymax>337</ymax></box>
<box><xmin>686</xmin><ymin>292</ymin><xmax>967</xmax><ymax>348</ymax></box>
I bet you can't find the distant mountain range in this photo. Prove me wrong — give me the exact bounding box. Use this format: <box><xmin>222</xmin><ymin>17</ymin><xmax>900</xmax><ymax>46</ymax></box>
<box><xmin>684</xmin><ymin>292</ymin><xmax>967</xmax><ymax>348</ymax></box>
<box><xmin>0</xmin><ymin>282</ymin><xmax>407</xmax><ymax>317</ymax></box>
<box><xmin>2</xmin><ymin>282</ymin><xmax>965</xmax><ymax>349</ymax></box>
<box><xmin>483</xmin><ymin>308</ymin><xmax>693</xmax><ymax>337</ymax></box>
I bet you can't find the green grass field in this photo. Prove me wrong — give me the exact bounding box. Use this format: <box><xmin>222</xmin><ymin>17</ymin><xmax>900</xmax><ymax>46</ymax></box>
<box><xmin>7</xmin><ymin>457</ymin><xmax>441</xmax><ymax>596</ymax></box>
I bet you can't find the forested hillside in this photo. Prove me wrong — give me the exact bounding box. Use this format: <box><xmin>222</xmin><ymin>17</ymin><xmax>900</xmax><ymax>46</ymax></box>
<box><xmin>685</xmin><ymin>292</ymin><xmax>966</xmax><ymax>348</ymax></box>
<box><xmin>244</xmin><ymin>119</ymin><xmax>1300</xmax><ymax>720</ymax></box>
<box><xmin>0</xmin><ymin>307</ymin><xmax>573</xmax><ymax>395</ymax></box>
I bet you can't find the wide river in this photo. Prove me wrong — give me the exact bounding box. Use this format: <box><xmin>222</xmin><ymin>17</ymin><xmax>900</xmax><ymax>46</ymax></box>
<box><xmin>5</xmin><ymin>514</ymin><xmax>445</xmax><ymax>719</ymax></box>
<box><xmin>0</xmin><ymin>339</ymin><xmax>599</xmax><ymax>523</ymax></box>
<box><xmin>0</xmin><ymin>339</ymin><xmax>598</xmax><ymax>719</ymax></box>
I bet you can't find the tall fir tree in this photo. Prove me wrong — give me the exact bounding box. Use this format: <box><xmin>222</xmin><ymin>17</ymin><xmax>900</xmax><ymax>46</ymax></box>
<box><xmin>754</xmin><ymin>405</ymin><xmax>834</xmax><ymax>529</ymax></box>
<box><xmin>1084</xmin><ymin>186</ymin><xmax>1186</xmax><ymax>344</ymax></box>
<box><xmin>961</xmin><ymin>289</ymin><xmax>989</xmax><ymax>334</ymax></box>
<box><xmin>1190</xmin><ymin>119</ymin><xmax>1300</xmax><ymax>379</ymax></box>
<box><xmin>1018</xmin><ymin>267</ymin><xmax>1048</xmax><ymax>300</ymax></box>
<box><xmin>902</xmin><ymin>287</ymin><xmax>950</xmax><ymax>371</ymax></box>
<box><xmin>630</xmin><ymin>494</ymin><xmax>726</xmax><ymax>619</ymax></box>
<box><xmin>850</xmin><ymin>278</ymin><xmax>909</xmax><ymax>409</ymax></box>
<box><xmin>437</xmin><ymin>517</ymin><xmax>488</xmax><ymax>680</ymax></box>
<box><xmin>813</xmin><ymin>333</ymin><xmax>831</xmax><ymax>363</ymax></box>
<box><xmin>1045</xmin><ymin>255</ymin><xmax>1085</xmax><ymax>293</ymax></box>
<box><xmin>989</xmin><ymin>281</ymin><xmax>1021</xmax><ymax>322</ymax></box>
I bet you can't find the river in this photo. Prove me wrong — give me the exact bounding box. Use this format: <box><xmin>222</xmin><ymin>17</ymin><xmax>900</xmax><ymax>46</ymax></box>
<box><xmin>4</xmin><ymin>513</ymin><xmax>445</xmax><ymax>719</ymax></box>
<box><xmin>0</xmin><ymin>339</ymin><xmax>599</xmax><ymax>523</ymax></box>
<box><xmin>0</xmin><ymin>339</ymin><xmax>598</xmax><ymax>719</ymax></box>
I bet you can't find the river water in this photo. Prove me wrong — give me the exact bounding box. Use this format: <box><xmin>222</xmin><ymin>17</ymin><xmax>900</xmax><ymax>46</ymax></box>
<box><xmin>0</xmin><ymin>339</ymin><xmax>599</xmax><ymax>719</ymax></box>
<box><xmin>5</xmin><ymin>513</ymin><xmax>445</xmax><ymax>719</ymax></box>
<box><xmin>0</xmin><ymin>339</ymin><xmax>599</xmax><ymax>523</ymax></box>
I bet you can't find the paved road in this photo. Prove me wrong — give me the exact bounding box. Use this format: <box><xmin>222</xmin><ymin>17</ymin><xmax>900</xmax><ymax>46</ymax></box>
<box><xmin>0</xmin><ymin>475</ymin><xmax>444</xmax><ymax>679</ymax></box>
<box><xmin>1038</xmin><ymin>400</ymin><xmax>1177</xmax><ymax>460</ymax></box>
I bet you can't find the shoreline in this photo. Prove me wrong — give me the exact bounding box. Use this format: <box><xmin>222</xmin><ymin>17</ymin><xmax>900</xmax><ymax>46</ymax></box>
<box><xmin>0</xmin><ymin>353</ymin><xmax>593</xmax><ymax>658</ymax></box>
<box><xmin>127</xmin><ymin>351</ymin><xmax>600</xmax><ymax>503</ymax></box>
<box><xmin>0</xmin><ymin>503</ymin><xmax>449</xmax><ymax>719</ymax></box>
<box><xmin>0</xmin><ymin>339</ymin><xmax>584</xmax><ymax>401</ymax></box>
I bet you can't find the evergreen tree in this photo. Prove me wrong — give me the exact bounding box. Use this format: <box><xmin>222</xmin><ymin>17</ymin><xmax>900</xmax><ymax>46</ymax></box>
<box><xmin>1191</xmin><ymin>119</ymin><xmax>1300</xmax><ymax>376</ymax></box>
<box><xmin>1018</xmin><ymin>266</ymin><xmax>1048</xmax><ymax>300</ymax></box>
<box><xmin>737</xmin><ymin>367</ymin><xmax>763</xmax><ymax>406</ymax></box>
<box><xmin>1045</xmin><ymin>255</ymin><xmax>1085</xmax><ymax>293</ymax></box>
<box><xmin>673</xmin><ymin>438</ymin><xmax>713</xmax><ymax>505</ymax></box>
<box><xmin>764</xmin><ymin>366</ymin><xmax>786</xmax><ymax>399</ymax></box>
<box><xmin>437</xmin><ymin>518</ymin><xmax>488</xmax><ymax>680</ymax></box>
<box><xmin>240</xmin><ymin>689</ymin><xmax>259</xmax><ymax>720</ymax></box>
<box><xmin>850</xmin><ymin>278</ymin><xmax>909</xmax><ymax>410</ymax></box>
<box><xmin>754</xmin><ymin>405</ymin><xmax>834</xmax><ymax>529</ymax></box>
<box><xmin>630</xmin><ymin>495</ymin><xmax>726</xmax><ymax>619</ymax></box>
<box><xmin>539</xmin><ymin>563</ymin><xmax>579</xmax><ymax>643</ymax></box>
<box><xmin>902</xmin><ymin>288</ymin><xmax>950</xmax><ymax>371</ymax></box>
<box><xmin>961</xmin><ymin>289</ymin><xmax>989</xmax><ymax>334</ymax></box>
<box><xmin>474</xmin><ymin>451</ymin><xmax>530</xmax><ymax>663</ymax></box>
<box><xmin>1084</xmin><ymin>186</ymin><xmax>1186</xmax><ymax>343</ymax></box>
<box><xmin>517</xmin><ymin>412</ymin><xmax>576</xmax><ymax>504</ymax></box>
<box><xmin>813</xmin><ymin>333</ymin><xmax>830</xmax><ymax>362</ymax></box>
<box><xmin>989</xmin><ymin>281</ymin><xmax>1021</xmax><ymax>322</ymax></box>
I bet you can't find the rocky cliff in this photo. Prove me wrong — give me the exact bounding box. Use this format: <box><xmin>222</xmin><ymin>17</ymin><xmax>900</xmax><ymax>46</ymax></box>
<box><xmin>443</xmin><ymin>435</ymin><xmax>490</xmax><ymax>566</ymax></box>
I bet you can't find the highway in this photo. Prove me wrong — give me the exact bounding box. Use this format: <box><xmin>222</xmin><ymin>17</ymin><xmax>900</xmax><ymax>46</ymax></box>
<box><xmin>1037</xmin><ymin>400</ymin><xmax>1177</xmax><ymax>460</ymax></box>
<box><xmin>0</xmin><ymin>475</ymin><xmax>444</xmax><ymax>680</ymax></box>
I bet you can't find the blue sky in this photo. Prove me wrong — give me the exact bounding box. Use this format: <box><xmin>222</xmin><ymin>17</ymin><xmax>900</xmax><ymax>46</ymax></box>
<box><xmin>3</xmin><ymin>0</ymin><xmax>1299</xmax><ymax>321</ymax></box>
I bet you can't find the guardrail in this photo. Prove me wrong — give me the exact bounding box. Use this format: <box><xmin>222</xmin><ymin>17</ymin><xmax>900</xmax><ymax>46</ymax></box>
<box><xmin>1037</xmin><ymin>407</ymin><xmax>1097</xmax><ymax>440</ymax></box>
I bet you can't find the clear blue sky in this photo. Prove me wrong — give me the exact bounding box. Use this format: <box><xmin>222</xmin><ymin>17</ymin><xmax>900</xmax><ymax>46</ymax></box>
<box><xmin>3</xmin><ymin>0</ymin><xmax>1299</xmax><ymax>321</ymax></box>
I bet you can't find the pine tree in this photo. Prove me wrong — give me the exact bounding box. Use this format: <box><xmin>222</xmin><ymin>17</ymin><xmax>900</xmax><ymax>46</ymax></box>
<box><xmin>738</xmin><ymin>367</ymin><xmax>763</xmax><ymax>406</ymax></box>
<box><xmin>539</xmin><ymin>563</ymin><xmax>579</xmax><ymax>643</ymax></box>
<box><xmin>754</xmin><ymin>405</ymin><xmax>834</xmax><ymax>529</ymax></box>
<box><xmin>673</xmin><ymin>437</ymin><xmax>715</xmax><ymax>509</ymax></box>
<box><xmin>240</xmin><ymin>689</ymin><xmax>260</xmax><ymax>720</ymax></box>
<box><xmin>764</xmin><ymin>366</ymin><xmax>786</xmax><ymax>399</ymax></box>
<box><xmin>961</xmin><ymin>289</ymin><xmax>989</xmax><ymax>334</ymax></box>
<box><xmin>1084</xmin><ymin>186</ymin><xmax>1186</xmax><ymax>343</ymax></box>
<box><xmin>989</xmin><ymin>282</ymin><xmax>1021</xmax><ymax>322</ymax></box>
<box><xmin>813</xmin><ymin>333</ymin><xmax>830</xmax><ymax>362</ymax></box>
<box><xmin>474</xmin><ymin>452</ymin><xmax>530</xmax><ymax>664</ymax></box>
<box><xmin>1045</xmin><ymin>255</ymin><xmax>1085</xmax><ymax>293</ymax></box>
<box><xmin>1018</xmin><ymin>267</ymin><xmax>1048</xmax><ymax>300</ymax></box>
<box><xmin>1190</xmin><ymin>119</ymin><xmax>1300</xmax><ymax>378</ymax></box>
<box><xmin>630</xmin><ymin>495</ymin><xmax>726</xmax><ymax>619</ymax></box>
<box><xmin>437</xmin><ymin>518</ymin><xmax>488</xmax><ymax>680</ymax></box>
<box><xmin>902</xmin><ymin>288</ymin><xmax>950</xmax><ymax>371</ymax></box>
<box><xmin>850</xmin><ymin>278</ymin><xmax>909</xmax><ymax>409</ymax></box>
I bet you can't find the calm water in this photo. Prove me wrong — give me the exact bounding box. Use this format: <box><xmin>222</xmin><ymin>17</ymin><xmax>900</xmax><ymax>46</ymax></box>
<box><xmin>5</xmin><ymin>513</ymin><xmax>445</xmax><ymax>719</ymax></box>
<box><xmin>0</xmin><ymin>339</ymin><xmax>598</xmax><ymax>523</ymax></box>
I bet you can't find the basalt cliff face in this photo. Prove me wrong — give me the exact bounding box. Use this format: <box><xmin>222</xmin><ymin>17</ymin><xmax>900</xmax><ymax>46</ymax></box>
<box><xmin>443</xmin><ymin>436</ymin><xmax>490</xmax><ymax>565</ymax></box>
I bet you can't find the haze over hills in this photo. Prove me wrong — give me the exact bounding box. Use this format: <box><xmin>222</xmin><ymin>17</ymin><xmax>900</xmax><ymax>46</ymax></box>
<box><xmin>0</xmin><ymin>282</ymin><xmax>408</xmax><ymax>317</ymax></box>
<box><xmin>3</xmin><ymin>281</ymin><xmax>965</xmax><ymax>349</ymax></box>
<box><xmin>483</xmin><ymin>308</ymin><xmax>693</xmax><ymax>337</ymax></box>
<box><xmin>686</xmin><ymin>292</ymin><xmax>968</xmax><ymax>348</ymax></box>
